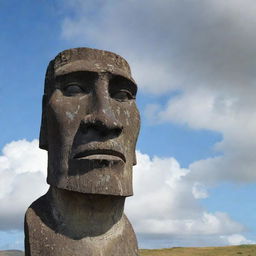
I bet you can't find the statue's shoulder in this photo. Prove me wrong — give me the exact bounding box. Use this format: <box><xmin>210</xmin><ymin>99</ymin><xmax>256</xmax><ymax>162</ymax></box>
<box><xmin>26</xmin><ymin>193</ymin><xmax>48</xmax><ymax>210</ymax></box>
<box><xmin>25</xmin><ymin>193</ymin><xmax>54</xmax><ymax>230</ymax></box>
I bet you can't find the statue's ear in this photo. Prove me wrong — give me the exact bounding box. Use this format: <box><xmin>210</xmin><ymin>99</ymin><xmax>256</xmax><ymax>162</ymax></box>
<box><xmin>39</xmin><ymin>95</ymin><xmax>48</xmax><ymax>150</ymax></box>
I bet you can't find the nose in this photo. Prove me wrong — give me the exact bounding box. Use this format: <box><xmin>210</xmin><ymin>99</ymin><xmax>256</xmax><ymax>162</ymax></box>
<box><xmin>80</xmin><ymin>77</ymin><xmax>123</xmax><ymax>139</ymax></box>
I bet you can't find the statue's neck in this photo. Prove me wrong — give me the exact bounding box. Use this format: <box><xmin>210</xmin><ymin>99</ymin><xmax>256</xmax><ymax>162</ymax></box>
<box><xmin>47</xmin><ymin>186</ymin><xmax>125</xmax><ymax>238</ymax></box>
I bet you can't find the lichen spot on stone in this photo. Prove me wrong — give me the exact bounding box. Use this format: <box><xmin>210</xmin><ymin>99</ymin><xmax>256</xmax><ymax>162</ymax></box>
<box><xmin>66</xmin><ymin>111</ymin><xmax>75</xmax><ymax>120</ymax></box>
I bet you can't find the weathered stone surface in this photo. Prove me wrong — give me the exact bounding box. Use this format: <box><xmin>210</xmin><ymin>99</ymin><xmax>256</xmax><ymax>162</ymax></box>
<box><xmin>25</xmin><ymin>48</ymin><xmax>140</xmax><ymax>256</ymax></box>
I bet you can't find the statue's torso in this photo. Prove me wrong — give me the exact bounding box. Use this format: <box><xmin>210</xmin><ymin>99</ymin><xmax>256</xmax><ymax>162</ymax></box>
<box><xmin>25</xmin><ymin>196</ymin><xmax>139</xmax><ymax>256</ymax></box>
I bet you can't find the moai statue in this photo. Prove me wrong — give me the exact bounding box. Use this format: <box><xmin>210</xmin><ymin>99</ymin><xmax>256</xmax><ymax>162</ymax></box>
<box><xmin>24</xmin><ymin>48</ymin><xmax>140</xmax><ymax>256</ymax></box>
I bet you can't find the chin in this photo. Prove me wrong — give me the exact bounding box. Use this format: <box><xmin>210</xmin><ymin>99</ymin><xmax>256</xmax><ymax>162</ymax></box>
<box><xmin>47</xmin><ymin>159</ymin><xmax>133</xmax><ymax>196</ymax></box>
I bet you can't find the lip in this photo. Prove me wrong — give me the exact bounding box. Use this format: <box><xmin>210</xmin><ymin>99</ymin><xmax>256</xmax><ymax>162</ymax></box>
<box><xmin>73</xmin><ymin>149</ymin><xmax>126</xmax><ymax>162</ymax></box>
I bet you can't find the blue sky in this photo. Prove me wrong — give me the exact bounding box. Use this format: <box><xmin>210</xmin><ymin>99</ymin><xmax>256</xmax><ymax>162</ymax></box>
<box><xmin>1</xmin><ymin>0</ymin><xmax>256</xmax><ymax>250</ymax></box>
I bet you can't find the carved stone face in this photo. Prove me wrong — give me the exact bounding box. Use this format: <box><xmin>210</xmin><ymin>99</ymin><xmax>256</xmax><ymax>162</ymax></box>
<box><xmin>40</xmin><ymin>48</ymin><xmax>140</xmax><ymax>196</ymax></box>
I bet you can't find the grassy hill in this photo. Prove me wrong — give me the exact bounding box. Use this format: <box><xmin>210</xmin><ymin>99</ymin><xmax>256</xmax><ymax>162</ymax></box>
<box><xmin>140</xmin><ymin>245</ymin><xmax>256</xmax><ymax>256</ymax></box>
<box><xmin>1</xmin><ymin>245</ymin><xmax>256</xmax><ymax>255</ymax></box>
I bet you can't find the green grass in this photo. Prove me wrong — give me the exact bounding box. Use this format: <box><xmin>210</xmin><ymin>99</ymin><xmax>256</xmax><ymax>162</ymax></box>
<box><xmin>1</xmin><ymin>245</ymin><xmax>256</xmax><ymax>256</ymax></box>
<box><xmin>139</xmin><ymin>244</ymin><xmax>256</xmax><ymax>256</ymax></box>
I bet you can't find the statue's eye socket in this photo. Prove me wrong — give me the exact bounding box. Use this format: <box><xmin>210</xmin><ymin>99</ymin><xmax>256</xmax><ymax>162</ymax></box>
<box><xmin>63</xmin><ymin>84</ymin><xmax>85</xmax><ymax>96</ymax></box>
<box><xmin>111</xmin><ymin>89</ymin><xmax>134</xmax><ymax>101</ymax></box>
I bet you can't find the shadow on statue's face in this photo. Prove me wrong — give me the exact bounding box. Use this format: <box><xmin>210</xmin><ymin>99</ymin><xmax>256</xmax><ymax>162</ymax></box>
<box><xmin>42</xmin><ymin>70</ymin><xmax>140</xmax><ymax>196</ymax></box>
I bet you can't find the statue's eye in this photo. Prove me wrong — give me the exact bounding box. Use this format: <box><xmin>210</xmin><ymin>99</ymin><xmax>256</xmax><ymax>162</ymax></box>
<box><xmin>63</xmin><ymin>84</ymin><xmax>85</xmax><ymax>96</ymax></box>
<box><xmin>111</xmin><ymin>89</ymin><xmax>134</xmax><ymax>101</ymax></box>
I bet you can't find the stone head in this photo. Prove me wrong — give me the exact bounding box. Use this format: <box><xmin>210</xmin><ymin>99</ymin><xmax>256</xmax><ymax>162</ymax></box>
<box><xmin>39</xmin><ymin>48</ymin><xmax>140</xmax><ymax>196</ymax></box>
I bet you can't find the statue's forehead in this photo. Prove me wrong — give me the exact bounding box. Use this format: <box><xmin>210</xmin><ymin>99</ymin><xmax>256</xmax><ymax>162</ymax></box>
<box><xmin>52</xmin><ymin>48</ymin><xmax>135</xmax><ymax>84</ymax></box>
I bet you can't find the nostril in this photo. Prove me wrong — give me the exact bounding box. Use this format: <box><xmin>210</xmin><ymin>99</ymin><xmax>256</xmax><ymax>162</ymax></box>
<box><xmin>80</xmin><ymin>118</ymin><xmax>123</xmax><ymax>139</ymax></box>
<box><xmin>99</xmin><ymin>127</ymin><xmax>122</xmax><ymax>138</ymax></box>
<box><xmin>113</xmin><ymin>128</ymin><xmax>122</xmax><ymax>137</ymax></box>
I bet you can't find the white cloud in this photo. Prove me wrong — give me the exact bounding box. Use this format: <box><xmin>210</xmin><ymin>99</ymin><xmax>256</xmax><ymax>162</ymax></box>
<box><xmin>0</xmin><ymin>139</ymin><xmax>48</xmax><ymax>230</ymax></box>
<box><xmin>192</xmin><ymin>182</ymin><xmax>208</xmax><ymax>199</ymax></box>
<box><xmin>153</xmin><ymin>87</ymin><xmax>256</xmax><ymax>185</ymax></box>
<box><xmin>61</xmin><ymin>0</ymin><xmax>256</xmax><ymax>93</ymax></box>
<box><xmin>126</xmin><ymin>152</ymin><xmax>244</xmax><ymax>241</ymax></box>
<box><xmin>220</xmin><ymin>234</ymin><xmax>255</xmax><ymax>245</ymax></box>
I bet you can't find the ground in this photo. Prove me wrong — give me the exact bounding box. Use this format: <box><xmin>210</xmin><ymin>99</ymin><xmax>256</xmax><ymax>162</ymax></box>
<box><xmin>140</xmin><ymin>245</ymin><xmax>256</xmax><ymax>256</ymax></box>
<box><xmin>1</xmin><ymin>245</ymin><xmax>256</xmax><ymax>256</ymax></box>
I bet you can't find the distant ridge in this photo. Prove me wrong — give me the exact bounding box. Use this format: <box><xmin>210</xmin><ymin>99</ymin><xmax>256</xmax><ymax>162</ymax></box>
<box><xmin>0</xmin><ymin>250</ymin><xmax>24</xmax><ymax>256</ymax></box>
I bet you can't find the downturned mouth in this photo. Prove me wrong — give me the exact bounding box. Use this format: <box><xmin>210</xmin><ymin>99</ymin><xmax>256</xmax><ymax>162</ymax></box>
<box><xmin>73</xmin><ymin>149</ymin><xmax>126</xmax><ymax>162</ymax></box>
